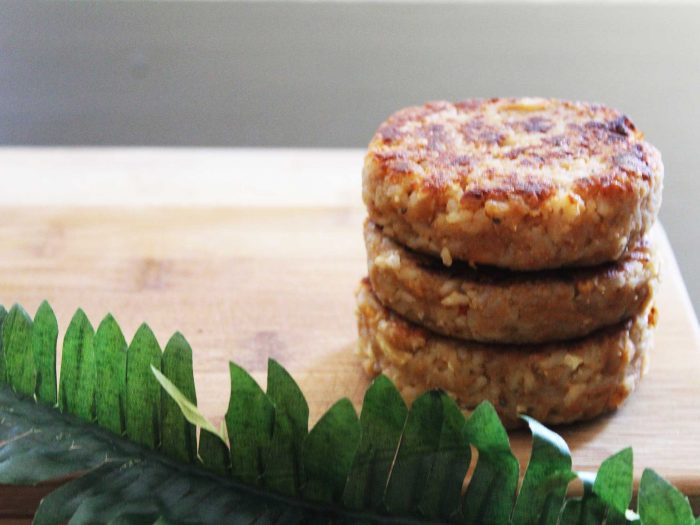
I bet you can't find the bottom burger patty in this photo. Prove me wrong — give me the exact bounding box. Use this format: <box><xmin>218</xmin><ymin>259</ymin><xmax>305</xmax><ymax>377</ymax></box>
<box><xmin>355</xmin><ymin>279</ymin><xmax>655</xmax><ymax>428</ymax></box>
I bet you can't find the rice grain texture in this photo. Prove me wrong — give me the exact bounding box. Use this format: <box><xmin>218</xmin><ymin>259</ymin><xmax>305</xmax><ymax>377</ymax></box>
<box><xmin>363</xmin><ymin>98</ymin><xmax>663</xmax><ymax>270</ymax></box>
<box><xmin>356</xmin><ymin>279</ymin><xmax>655</xmax><ymax>428</ymax></box>
<box><xmin>365</xmin><ymin>220</ymin><xmax>658</xmax><ymax>344</ymax></box>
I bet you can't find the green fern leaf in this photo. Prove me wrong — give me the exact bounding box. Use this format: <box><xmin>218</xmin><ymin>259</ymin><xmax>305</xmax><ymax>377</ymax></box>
<box><xmin>59</xmin><ymin>309</ymin><xmax>96</xmax><ymax>420</ymax></box>
<box><xmin>226</xmin><ymin>362</ymin><xmax>275</xmax><ymax>485</ymax></box>
<box><xmin>94</xmin><ymin>313</ymin><xmax>128</xmax><ymax>435</ymax></box>
<box><xmin>343</xmin><ymin>374</ymin><xmax>407</xmax><ymax>512</ymax></box>
<box><xmin>638</xmin><ymin>469</ymin><xmax>695</xmax><ymax>525</ymax></box>
<box><xmin>460</xmin><ymin>402</ymin><xmax>519</xmax><ymax>525</ymax></box>
<box><xmin>32</xmin><ymin>301</ymin><xmax>58</xmax><ymax>406</ymax></box>
<box><xmin>264</xmin><ymin>358</ymin><xmax>309</xmax><ymax>496</ymax></box>
<box><xmin>126</xmin><ymin>323</ymin><xmax>162</xmax><ymax>449</ymax></box>
<box><xmin>3</xmin><ymin>304</ymin><xmax>35</xmax><ymax>397</ymax></box>
<box><xmin>512</xmin><ymin>416</ymin><xmax>576</xmax><ymax>525</ymax></box>
<box><xmin>302</xmin><ymin>398</ymin><xmax>360</xmax><ymax>503</ymax></box>
<box><xmin>161</xmin><ymin>332</ymin><xmax>198</xmax><ymax>463</ymax></box>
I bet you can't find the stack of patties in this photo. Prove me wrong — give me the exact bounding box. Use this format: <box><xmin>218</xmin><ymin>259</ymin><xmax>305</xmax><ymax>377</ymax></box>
<box><xmin>356</xmin><ymin>98</ymin><xmax>663</xmax><ymax>428</ymax></box>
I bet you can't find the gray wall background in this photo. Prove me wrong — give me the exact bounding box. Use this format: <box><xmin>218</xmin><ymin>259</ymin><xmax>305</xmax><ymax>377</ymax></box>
<box><xmin>2</xmin><ymin>0</ymin><xmax>700</xmax><ymax>312</ymax></box>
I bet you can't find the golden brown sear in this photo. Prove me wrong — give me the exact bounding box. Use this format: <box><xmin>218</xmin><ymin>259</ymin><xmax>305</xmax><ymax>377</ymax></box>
<box><xmin>363</xmin><ymin>98</ymin><xmax>663</xmax><ymax>270</ymax></box>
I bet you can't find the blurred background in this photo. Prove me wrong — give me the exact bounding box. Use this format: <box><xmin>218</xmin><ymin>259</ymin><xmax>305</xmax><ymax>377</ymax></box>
<box><xmin>1</xmin><ymin>0</ymin><xmax>699</xmax><ymax>312</ymax></box>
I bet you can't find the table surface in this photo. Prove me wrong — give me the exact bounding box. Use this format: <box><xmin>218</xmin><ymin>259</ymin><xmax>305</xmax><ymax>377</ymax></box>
<box><xmin>1</xmin><ymin>147</ymin><xmax>699</xmax><ymax>520</ymax></box>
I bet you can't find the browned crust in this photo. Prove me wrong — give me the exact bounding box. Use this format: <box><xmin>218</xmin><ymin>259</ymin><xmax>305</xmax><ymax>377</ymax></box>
<box><xmin>356</xmin><ymin>279</ymin><xmax>655</xmax><ymax>429</ymax></box>
<box><xmin>365</xmin><ymin>220</ymin><xmax>659</xmax><ymax>343</ymax></box>
<box><xmin>363</xmin><ymin>98</ymin><xmax>663</xmax><ymax>269</ymax></box>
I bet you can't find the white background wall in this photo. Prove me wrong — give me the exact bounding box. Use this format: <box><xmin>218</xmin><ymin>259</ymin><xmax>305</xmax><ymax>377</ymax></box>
<box><xmin>1</xmin><ymin>0</ymin><xmax>699</xmax><ymax>312</ymax></box>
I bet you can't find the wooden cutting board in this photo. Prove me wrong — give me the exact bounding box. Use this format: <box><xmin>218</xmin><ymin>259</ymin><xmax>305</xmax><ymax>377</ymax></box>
<box><xmin>0</xmin><ymin>149</ymin><xmax>699</xmax><ymax>520</ymax></box>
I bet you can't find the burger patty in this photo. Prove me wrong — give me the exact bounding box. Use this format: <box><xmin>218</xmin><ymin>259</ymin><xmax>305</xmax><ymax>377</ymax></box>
<box><xmin>363</xmin><ymin>98</ymin><xmax>663</xmax><ymax>270</ymax></box>
<box><xmin>356</xmin><ymin>279</ymin><xmax>655</xmax><ymax>428</ymax></box>
<box><xmin>365</xmin><ymin>220</ymin><xmax>658</xmax><ymax>344</ymax></box>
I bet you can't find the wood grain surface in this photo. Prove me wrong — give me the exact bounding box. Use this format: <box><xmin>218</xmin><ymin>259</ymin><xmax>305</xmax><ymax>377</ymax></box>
<box><xmin>0</xmin><ymin>149</ymin><xmax>698</xmax><ymax>520</ymax></box>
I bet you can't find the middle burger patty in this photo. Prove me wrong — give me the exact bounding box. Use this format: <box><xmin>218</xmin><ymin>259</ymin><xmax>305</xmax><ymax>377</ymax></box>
<box><xmin>365</xmin><ymin>220</ymin><xmax>658</xmax><ymax>344</ymax></box>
